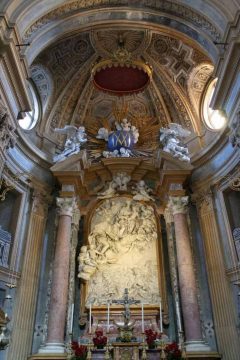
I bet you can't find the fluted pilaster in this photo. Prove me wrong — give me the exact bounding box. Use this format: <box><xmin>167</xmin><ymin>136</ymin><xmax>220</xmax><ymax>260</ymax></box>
<box><xmin>7</xmin><ymin>189</ymin><xmax>50</xmax><ymax>360</ymax></box>
<box><xmin>196</xmin><ymin>192</ymin><xmax>240</xmax><ymax>359</ymax></box>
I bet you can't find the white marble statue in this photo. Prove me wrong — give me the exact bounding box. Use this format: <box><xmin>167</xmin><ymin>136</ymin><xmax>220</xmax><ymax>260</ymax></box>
<box><xmin>132</xmin><ymin>180</ymin><xmax>155</xmax><ymax>202</ymax></box>
<box><xmin>97</xmin><ymin>181</ymin><xmax>118</xmax><ymax>199</ymax></box>
<box><xmin>80</xmin><ymin>197</ymin><xmax>161</xmax><ymax>306</ymax></box>
<box><xmin>96</xmin><ymin>127</ymin><xmax>109</xmax><ymax>141</ymax></box>
<box><xmin>160</xmin><ymin>123</ymin><xmax>191</xmax><ymax>162</ymax></box>
<box><xmin>53</xmin><ymin>125</ymin><xmax>87</xmax><ymax>162</ymax></box>
<box><xmin>97</xmin><ymin>172</ymin><xmax>131</xmax><ymax>198</ymax></box>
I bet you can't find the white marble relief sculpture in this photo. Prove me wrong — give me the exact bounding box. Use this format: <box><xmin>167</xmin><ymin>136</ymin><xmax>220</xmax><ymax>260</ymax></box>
<box><xmin>53</xmin><ymin>125</ymin><xmax>87</xmax><ymax>162</ymax></box>
<box><xmin>97</xmin><ymin>172</ymin><xmax>131</xmax><ymax>199</ymax></box>
<box><xmin>160</xmin><ymin>123</ymin><xmax>191</xmax><ymax>162</ymax></box>
<box><xmin>78</xmin><ymin>197</ymin><xmax>160</xmax><ymax>306</ymax></box>
<box><xmin>132</xmin><ymin>180</ymin><xmax>155</xmax><ymax>202</ymax></box>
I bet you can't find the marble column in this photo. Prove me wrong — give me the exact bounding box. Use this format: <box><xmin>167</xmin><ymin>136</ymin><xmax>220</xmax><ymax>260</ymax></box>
<box><xmin>163</xmin><ymin>207</ymin><xmax>183</xmax><ymax>338</ymax></box>
<box><xmin>196</xmin><ymin>192</ymin><xmax>240</xmax><ymax>359</ymax></box>
<box><xmin>169</xmin><ymin>196</ymin><xmax>210</xmax><ymax>352</ymax></box>
<box><xmin>66</xmin><ymin>205</ymin><xmax>81</xmax><ymax>340</ymax></box>
<box><xmin>39</xmin><ymin>197</ymin><xmax>75</xmax><ymax>354</ymax></box>
<box><xmin>7</xmin><ymin>189</ymin><xmax>50</xmax><ymax>360</ymax></box>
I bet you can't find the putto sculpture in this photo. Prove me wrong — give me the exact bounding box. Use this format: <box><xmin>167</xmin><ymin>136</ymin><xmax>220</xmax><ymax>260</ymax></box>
<box><xmin>96</xmin><ymin>118</ymin><xmax>139</xmax><ymax>158</ymax></box>
<box><xmin>160</xmin><ymin>123</ymin><xmax>191</xmax><ymax>162</ymax></box>
<box><xmin>53</xmin><ymin>125</ymin><xmax>87</xmax><ymax>162</ymax></box>
<box><xmin>97</xmin><ymin>172</ymin><xmax>131</xmax><ymax>199</ymax></box>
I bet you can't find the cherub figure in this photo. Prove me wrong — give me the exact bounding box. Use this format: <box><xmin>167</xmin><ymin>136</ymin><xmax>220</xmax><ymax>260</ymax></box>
<box><xmin>53</xmin><ymin>125</ymin><xmax>87</xmax><ymax>162</ymax></box>
<box><xmin>160</xmin><ymin>123</ymin><xmax>191</xmax><ymax>162</ymax></box>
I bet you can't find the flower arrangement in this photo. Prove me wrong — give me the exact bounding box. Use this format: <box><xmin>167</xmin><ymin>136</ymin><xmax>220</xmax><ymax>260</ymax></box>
<box><xmin>144</xmin><ymin>329</ymin><xmax>159</xmax><ymax>348</ymax></box>
<box><xmin>71</xmin><ymin>341</ymin><xmax>87</xmax><ymax>360</ymax></box>
<box><xmin>165</xmin><ymin>342</ymin><xmax>182</xmax><ymax>360</ymax></box>
<box><xmin>92</xmin><ymin>328</ymin><xmax>107</xmax><ymax>349</ymax></box>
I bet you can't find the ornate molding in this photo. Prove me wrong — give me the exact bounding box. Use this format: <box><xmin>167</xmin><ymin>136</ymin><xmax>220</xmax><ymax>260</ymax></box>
<box><xmin>168</xmin><ymin>196</ymin><xmax>189</xmax><ymax>215</ymax></box>
<box><xmin>71</xmin><ymin>205</ymin><xmax>81</xmax><ymax>230</ymax></box>
<box><xmin>0</xmin><ymin>98</ymin><xmax>17</xmax><ymax>153</ymax></box>
<box><xmin>22</xmin><ymin>1</ymin><xmax>221</xmax><ymax>42</ymax></box>
<box><xmin>56</xmin><ymin>197</ymin><xmax>75</xmax><ymax>217</ymax></box>
<box><xmin>229</xmin><ymin>109</ymin><xmax>240</xmax><ymax>148</ymax></box>
<box><xmin>32</xmin><ymin>190</ymin><xmax>51</xmax><ymax>217</ymax></box>
<box><xmin>191</xmin><ymin>190</ymin><xmax>214</xmax><ymax>214</ymax></box>
<box><xmin>164</xmin><ymin>206</ymin><xmax>173</xmax><ymax>224</ymax></box>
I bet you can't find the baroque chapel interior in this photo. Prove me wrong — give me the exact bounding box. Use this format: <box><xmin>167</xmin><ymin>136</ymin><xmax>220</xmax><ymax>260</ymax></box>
<box><xmin>0</xmin><ymin>1</ymin><xmax>240</xmax><ymax>360</ymax></box>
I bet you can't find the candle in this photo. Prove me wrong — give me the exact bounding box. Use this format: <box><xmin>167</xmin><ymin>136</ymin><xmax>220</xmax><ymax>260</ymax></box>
<box><xmin>89</xmin><ymin>303</ymin><xmax>92</xmax><ymax>334</ymax></box>
<box><xmin>107</xmin><ymin>301</ymin><xmax>110</xmax><ymax>333</ymax></box>
<box><xmin>176</xmin><ymin>300</ymin><xmax>182</xmax><ymax>332</ymax></box>
<box><xmin>141</xmin><ymin>302</ymin><xmax>145</xmax><ymax>333</ymax></box>
<box><xmin>159</xmin><ymin>298</ymin><xmax>163</xmax><ymax>333</ymax></box>
<box><xmin>70</xmin><ymin>303</ymin><xmax>74</xmax><ymax>333</ymax></box>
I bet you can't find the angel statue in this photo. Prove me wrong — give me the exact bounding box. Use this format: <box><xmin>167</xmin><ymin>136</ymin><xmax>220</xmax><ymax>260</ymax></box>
<box><xmin>53</xmin><ymin>125</ymin><xmax>87</xmax><ymax>162</ymax></box>
<box><xmin>160</xmin><ymin>123</ymin><xmax>191</xmax><ymax>162</ymax></box>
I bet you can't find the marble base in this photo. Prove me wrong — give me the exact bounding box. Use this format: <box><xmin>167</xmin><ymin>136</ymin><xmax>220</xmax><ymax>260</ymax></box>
<box><xmin>38</xmin><ymin>343</ymin><xmax>66</xmax><ymax>354</ymax></box>
<box><xmin>185</xmin><ymin>340</ymin><xmax>211</xmax><ymax>352</ymax></box>
<box><xmin>28</xmin><ymin>354</ymin><xmax>67</xmax><ymax>360</ymax></box>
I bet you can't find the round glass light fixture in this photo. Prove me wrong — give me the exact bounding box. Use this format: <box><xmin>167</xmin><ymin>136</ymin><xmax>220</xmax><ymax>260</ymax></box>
<box><xmin>18</xmin><ymin>81</ymin><xmax>40</xmax><ymax>130</ymax></box>
<box><xmin>202</xmin><ymin>78</ymin><xmax>226</xmax><ymax>130</ymax></box>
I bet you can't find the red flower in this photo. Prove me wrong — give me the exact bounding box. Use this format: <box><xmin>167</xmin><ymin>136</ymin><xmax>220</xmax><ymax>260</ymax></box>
<box><xmin>165</xmin><ymin>342</ymin><xmax>182</xmax><ymax>359</ymax></box>
<box><xmin>93</xmin><ymin>328</ymin><xmax>107</xmax><ymax>347</ymax></box>
<box><xmin>71</xmin><ymin>342</ymin><xmax>87</xmax><ymax>360</ymax></box>
<box><xmin>144</xmin><ymin>329</ymin><xmax>158</xmax><ymax>347</ymax></box>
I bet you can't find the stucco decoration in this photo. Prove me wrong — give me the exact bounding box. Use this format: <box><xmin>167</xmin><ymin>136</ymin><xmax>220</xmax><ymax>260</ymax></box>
<box><xmin>0</xmin><ymin>98</ymin><xmax>17</xmax><ymax>152</ymax></box>
<box><xmin>229</xmin><ymin>109</ymin><xmax>240</xmax><ymax>148</ymax></box>
<box><xmin>78</xmin><ymin>197</ymin><xmax>160</xmax><ymax>306</ymax></box>
<box><xmin>22</xmin><ymin>1</ymin><xmax>221</xmax><ymax>43</ymax></box>
<box><xmin>30</xmin><ymin>65</ymin><xmax>53</xmax><ymax>113</ymax></box>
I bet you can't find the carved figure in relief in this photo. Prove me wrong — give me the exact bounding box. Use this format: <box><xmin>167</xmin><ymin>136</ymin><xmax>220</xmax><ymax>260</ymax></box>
<box><xmin>160</xmin><ymin>123</ymin><xmax>191</xmax><ymax>162</ymax></box>
<box><xmin>0</xmin><ymin>107</ymin><xmax>17</xmax><ymax>150</ymax></box>
<box><xmin>97</xmin><ymin>181</ymin><xmax>117</xmax><ymax>199</ymax></box>
<box><xmin>132</xmin><ymin>180</ymin><xmax>155</xmax><ymax>202</ymax></box>
<box><xmin>78</xmin><ymin>246</ymin><xmax>96</xmax><ymax>281</ymax></box>
<box><xmin>97</xmin><ymin>172</ymin><xmax>131</xmax><ymax>198</ymax></box>
<box><xmin>80</xmin><ymin>198</ymin><xmax>161</xmax><ymax>306</ymax></box>
<box><xmin>53</xmin><ymin>125</ymin><xmax>87</xmax><ymax>162</ymax></box>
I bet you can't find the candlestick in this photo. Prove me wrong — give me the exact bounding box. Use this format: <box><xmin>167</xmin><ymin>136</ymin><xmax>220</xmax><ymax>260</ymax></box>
<box><xmin>89</xmin><ymin>303</ymin><xmax>92</xmax><ymax>334</ymax></box>
<box><xmin>176</xmin><ymin>299</ymin><xmax>182</xmax><ymax>332</ymax></box>
<box><xmin>70</xmin><ymin>303</ymin><xmax>74</xmax><ymax>333</ymax></box>
<box><xmin>107</xmin><ymin>301</ymin><xmax>110</xmax><ymax>333</ymax></box>
<box><xmin>159</xmin><ymin>298</ymin><xmax>163</xmax><ymax>333</ymax></box>
<box><xmin>141</xmin><ymin>302</ymin><xmax>145</xmax><ymax>333</ymax></box>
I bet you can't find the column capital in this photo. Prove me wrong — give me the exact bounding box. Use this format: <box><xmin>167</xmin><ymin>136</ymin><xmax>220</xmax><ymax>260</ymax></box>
<box><xmin>164</xmin><ymin>206</ymin><xmax>173</xmax><ymax>224</ymax></box>
<box><xmin>169</xmin><ymin>196</ymin><xmax>189</xmax><ymax>215</ymax></box>
<box><xmin>32</xmin><ymin>189</ymin><xmax>51</xmax><ymax>217</ymax></box>
<box><xmin>56</xmin><ymin>197</ymin><xmax>75</xmax><ymax>217</ymax></box>
<box><xmin>191</xmin><ymin>190</ymin><xmax>213</xmax><ymax>214</ymax></box>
